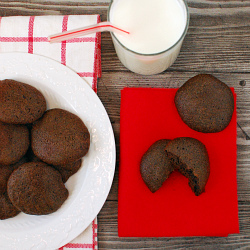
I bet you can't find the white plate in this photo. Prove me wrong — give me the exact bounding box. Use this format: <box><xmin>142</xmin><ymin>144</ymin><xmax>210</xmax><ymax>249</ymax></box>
<box><xmin>0</xmin><ymin>52</ymin><xmax>116</xmax><ymax>250</ymax></box>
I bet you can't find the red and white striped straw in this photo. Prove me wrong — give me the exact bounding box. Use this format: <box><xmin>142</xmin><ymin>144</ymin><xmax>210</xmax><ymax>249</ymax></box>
<box><xmin>48</xmin><ymin>21</ymin><xmax>130</xmax><ymax>43</ymax></box>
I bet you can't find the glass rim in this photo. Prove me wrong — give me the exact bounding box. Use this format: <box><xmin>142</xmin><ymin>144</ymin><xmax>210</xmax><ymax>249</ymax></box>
<box><xmin>107</xmin><ymin>0</ymin><xmax>190</xmax><ymax>57</ymax></box>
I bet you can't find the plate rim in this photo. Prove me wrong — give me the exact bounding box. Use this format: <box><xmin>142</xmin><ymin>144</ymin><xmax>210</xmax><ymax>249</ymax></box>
<box><xmin>0</xmin><ymin>52</ymin><xmax>116</xmax><ymax>249</ymax></box>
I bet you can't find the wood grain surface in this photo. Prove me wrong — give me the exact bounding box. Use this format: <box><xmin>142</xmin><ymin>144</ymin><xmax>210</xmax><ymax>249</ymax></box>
<box><xmin>0</xmin><ymin>0</ymin><xmax>249</xmax><ymax>249</ymax></box>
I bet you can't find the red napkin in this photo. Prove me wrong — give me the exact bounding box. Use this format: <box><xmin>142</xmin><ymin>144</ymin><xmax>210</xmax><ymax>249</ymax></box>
<box><xmin>119</xmin><ymin>87</ymin><xmax>239</xmax><ymax>237</ymax></box>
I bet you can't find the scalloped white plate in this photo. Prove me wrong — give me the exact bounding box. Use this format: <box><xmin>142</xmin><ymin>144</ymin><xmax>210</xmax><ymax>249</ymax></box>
<box><xmin>0</xmin><ymin>52</ymin><xmax>116</xmax><ymax>250</ymax></box>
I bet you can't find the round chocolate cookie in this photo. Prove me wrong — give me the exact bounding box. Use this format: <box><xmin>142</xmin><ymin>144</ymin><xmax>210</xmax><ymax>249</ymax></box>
<box><xmin>0</xmin><ymin>192</ymin><xmax>20</xmax><ymax>220</ymax></box>
<box><xmin>140</xmin><ymin>139</ymin><xmax>174</xmax><ymax>193</ymax></box>
<box><xmin>165</xmin><ymin>137</ymin><xmax>210</xmax><ymax>196</ymax></box>
<box><xmin>175</xmin><ymin>74</ymin><xmax>234</xmax><ymax>133</ymax></box>
<box><xmin>7</xmin><ymin>162</ymin><xmax>69</xmax><ymax>215</ymax></box>
<box><xmin>54</xmin><ymin>159</ymin><xmax>82</xmax><ymax>183</ymax></box>
<box><xmin>0</xmin><ymin>122</ymin><xmax>29</xmax><ymax>165</ymax></box>
<box><xmin>0</xmin><ymin>79</ymin><xmax>46</xmax><ymax>124</ymax></box>
<box><xmin>0</xmin><ymin>156</ymin><xmax>28</xmax><ymax>194</ymax></box>
<box><xmin>31</xmin><ymin>108</ymin><xmax>90</xmax><ymax>165</ymax></box>
<box><xmin>26</xmin><ymin>147</ymin><xmax>82</xmax><ymax>183</ymax></box>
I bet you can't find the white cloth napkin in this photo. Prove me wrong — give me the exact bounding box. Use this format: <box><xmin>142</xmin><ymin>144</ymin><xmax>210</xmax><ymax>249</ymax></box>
<box><xmin>0</xmin><ymin>15</ymin><xmax>101</xmax><ymax>249</ymax></box>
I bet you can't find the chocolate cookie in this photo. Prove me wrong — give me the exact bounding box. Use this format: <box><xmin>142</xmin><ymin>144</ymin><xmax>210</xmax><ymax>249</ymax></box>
<box><xmin>0</xmin><ymin>122</ymin><xmax>29</xmax><ymax>165</ymax></box>
<box><xmin>0</xmin><ymin>156</ymin><xmax>28</xmax><ymax>194</ymax></box>
<box><xmin>140</xmin><ymin>139</ymin><xmax>174</xmax><ymax>193</ymax></box>
<box><xmin>26</xmin><ymin>147</ymin><xmax>82</xmax><ymax>183</ymax></box>
<box><xmin>31</xmin><ymin>108</ymin><xmax>90</xmax><ymax>165</ymax></box>
<box><xmin>0</xmin><ymin>79</ymin><xmax>46</xmax><ymax>124</ymax></box>
<box><xmin>7</xmin><ymin>162</ymin><xmax>68</xmax><ymax>215</ymax></box>
<box><xmin>54</xmin><ymin>159</ymin><xmax>82</xmax><ymax>183</ymax></box>
<box><xmin>165</xmin><ymin>137</ymin><xmax>210</xmax><ymax>196</ymax></box>
<box><xmin>0</xmin><ymin>192</ymin><xmax>20</xmax><ymax>220</ymax></box>
<box><xmin>175</xmin><ymin>74</ymin><xmax>234</xmax><ymax>133</ymax></box>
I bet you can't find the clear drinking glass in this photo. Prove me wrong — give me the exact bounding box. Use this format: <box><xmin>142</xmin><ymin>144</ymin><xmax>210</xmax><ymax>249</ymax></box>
<box><xmin>108</xmin><ymin>0</ymin><xmax>189</xmax><ymax>75</ymax></box>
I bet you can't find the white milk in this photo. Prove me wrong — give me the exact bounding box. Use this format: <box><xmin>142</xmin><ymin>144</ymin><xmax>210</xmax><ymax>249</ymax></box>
<box><xmin>108</xmin><ymin>0</ymin><xmax>189</xmax><ymax>75</ymax></box>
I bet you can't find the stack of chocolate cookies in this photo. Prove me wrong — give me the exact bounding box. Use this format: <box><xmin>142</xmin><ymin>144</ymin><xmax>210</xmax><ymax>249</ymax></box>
<box><xmin>0</xmin><ymin>79</ymin><xmax>90</xmax><ymax>219</ymax></box>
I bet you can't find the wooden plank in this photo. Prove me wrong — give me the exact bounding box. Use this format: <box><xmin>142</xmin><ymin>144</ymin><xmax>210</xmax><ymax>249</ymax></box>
<box><xmin>0</xmin><ymin>1</ymin><xmax>109</xmax><ymax>17</ymax></box>
<box><xmin>97</xmin><ymin>201</ymin><xmax>250</xmax><ymax>249</ymax></box>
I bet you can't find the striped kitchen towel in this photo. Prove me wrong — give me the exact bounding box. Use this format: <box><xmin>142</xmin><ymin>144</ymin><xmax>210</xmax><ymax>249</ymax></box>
<box><xmin>0</xmin><ymin>14</ymin><xmax>101</xmax><ymax>249</ymax></box>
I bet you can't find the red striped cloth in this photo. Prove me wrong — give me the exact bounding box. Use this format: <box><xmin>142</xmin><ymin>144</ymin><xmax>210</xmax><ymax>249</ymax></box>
<box><xmin>59</xmin><ymin>220</ymin><xmax>98</xmax><ymax>250</ymax></box>
<box><xmin>0</xmin><ymin>15</ymin><xmax>101</xmax><ymax>249</ymax></box>
<box><xmin>0</xmin><ymin>15</ymin><xmax>101</xmax><ymax>92</ymax></box>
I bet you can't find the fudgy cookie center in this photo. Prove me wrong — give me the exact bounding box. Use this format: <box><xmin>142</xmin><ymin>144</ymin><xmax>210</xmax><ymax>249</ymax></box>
<box><xmin>166</xmin><ymin>152</ymin><xmax>201</xmax><ymax>196</ymax></box>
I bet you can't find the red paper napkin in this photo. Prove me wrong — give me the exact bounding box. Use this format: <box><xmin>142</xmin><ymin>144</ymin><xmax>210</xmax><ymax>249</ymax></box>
<box><xmin>119</xmin><ymin>87</ymin><xmax>239</xmax><ymax>237</ymax></box>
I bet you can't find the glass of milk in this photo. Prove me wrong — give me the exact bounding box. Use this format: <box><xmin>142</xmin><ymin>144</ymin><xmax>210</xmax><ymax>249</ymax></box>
<box><xmin>108</xmin><ymin>0</ymin><xmax>189</xmax><ymax>75</ymax></box>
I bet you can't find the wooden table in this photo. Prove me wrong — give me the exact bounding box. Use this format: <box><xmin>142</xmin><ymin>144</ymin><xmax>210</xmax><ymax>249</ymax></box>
<box><xmin>1</xmin><ymin>1</ymin><xmax>249</xmax><ymax>249</ymax></box>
